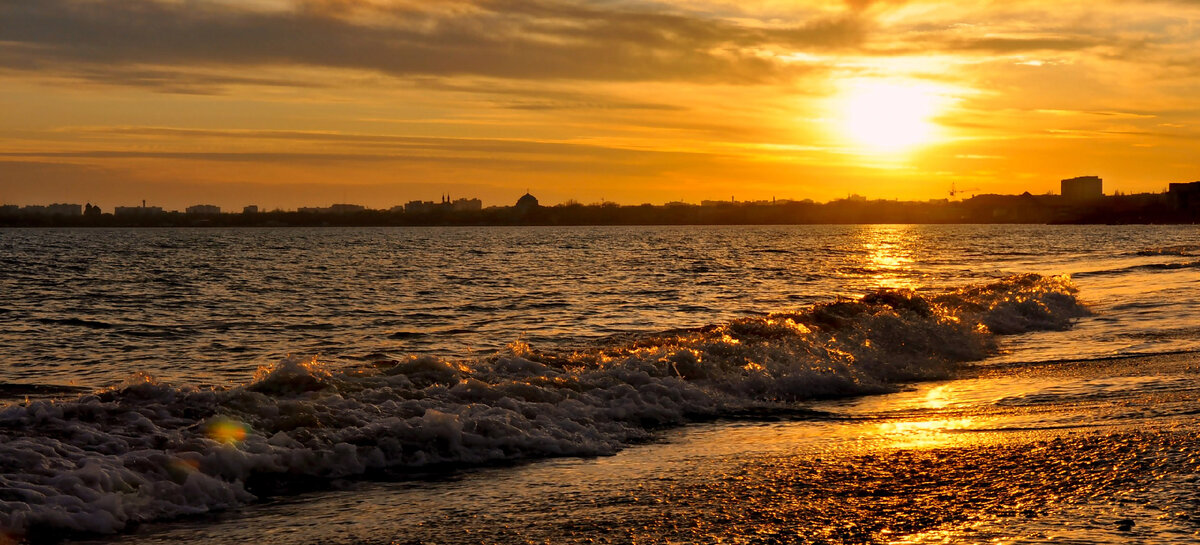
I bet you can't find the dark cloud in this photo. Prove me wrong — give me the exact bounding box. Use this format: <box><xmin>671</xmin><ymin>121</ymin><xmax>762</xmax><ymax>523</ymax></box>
<box><xmin>0</xmin><ymin>61</ymin><xmax>326</xmax><ymax>94</ymax></box>
<box><xmin>866</xmin><ymin>30</ymin><xmax>1109</xmax><ymax>56</ymax></box>
<box><xmin>0</xmin><ymin>151</ymin><xmax>402</xmax><ymax>163</ymax></box>
<box><xmin>409</xmin><ymin>79</ymin><xmax>688</xmax><ymax>111</ymax></box>
<box><xmin>0</xmin><ymin>0</ymin><xmax>1135</xmax><ymax>94</ymax></box>
<box><xmin>56</xmin><ymin>126</ymin><xmax>686</xmax><ymax>154</ymax></box>
<box><xmin>843</xmin><ymin>0</ymin><xmax>909</xmax><ymax>11</ymax></box>
<box><xmin>941</xmin><ymin>36</ymin><xmax>1104</xmax><ymax>53</ymax></box>
<box><xmin>0</xmin><ymin>0</ymin><xmax>864</xmax><ymax>87</ymax></box>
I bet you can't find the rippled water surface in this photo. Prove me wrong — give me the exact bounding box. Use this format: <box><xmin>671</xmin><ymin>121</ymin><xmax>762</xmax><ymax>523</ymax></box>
<box><xmin>2</xmin><ymin>225</ymin><xmax>1197</xmax><ymax>389</ymax></box>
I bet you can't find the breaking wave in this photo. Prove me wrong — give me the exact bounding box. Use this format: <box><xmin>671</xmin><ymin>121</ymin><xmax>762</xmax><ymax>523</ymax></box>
<box><xmin>0</xmin><ymin>274</ymin><xmax>1088</xmax><ymax>541</ymax></box>
<box><xmin>1073</xmin><ymin>260</ymin><xmax>1200</xmax><ymax>278</ymax></box>
<box><xmin>1133</xmin><ymin>244</ymin><xmax>1200</xmax><ymax>257</ymax></box>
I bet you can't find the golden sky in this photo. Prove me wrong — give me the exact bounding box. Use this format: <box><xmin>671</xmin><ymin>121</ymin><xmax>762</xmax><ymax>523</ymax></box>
<box><xmin>2</xmin><ymin>0</ymin><xmax>1199</xmax><ymax>209</ymax></box>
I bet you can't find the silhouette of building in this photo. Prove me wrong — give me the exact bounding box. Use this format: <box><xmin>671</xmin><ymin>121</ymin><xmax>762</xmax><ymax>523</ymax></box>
<box><xmin>84</xmin><ymin>203</ymin><xmax>102</xmax><ymax>216</ymax></box>
<box><xmin>243</xmin><ymin>205</ymin><xmax>259</xmax><ymax>214</ymax></box>
<box><xmin>19</xmin><ymin>203</ymin><xmax>82</xmax><ymax>216</ymax></box>
<box><xmin>114</xmin><ymin>206</ymin><xmax>162</xmax><ymax>215</ymax></box>
<box><xmin>186</xmin><ymin>204</ymin><xmax>221</xmax><ymax>215</ymax></box>
<box><xmin>115</xmin><ymin>202</ymin><xmax>164</xmax><ymax>216</ymax></box>
<box><xmin>965</xmin><ymin>192</ymin><xmax>1058</xmax><ymax>222</ymax></box>
<box><xmin>1</xmin><ymin>205</ymin><xmax>19</xmax><ymax>216</ymax></box>
<box><xmin>451</xmin><ymin>198</ymin><xmax>482</xmax><ymax>212</ymax></box>
<box><xmin>1061</xmin><ymin>176</ymin><xmax>1103</xmax><ymax>202</ymax></box>
<box><xmin>515</xmin><ymin>192</ymin><xmax>540</xmax><ymax>212</ymax></box>
<box><xmin>50</xmin><ymin>203</ymin><xmax>82</xmax><ymax>216</ymax></box>
<box><xmin>297</xmin><ymin>204</ymin><xmax>367</xmax><ymax>214</ymax></box>
<box><xmin>1169</xmin><ymin>181</ymin><xmax>1200</xmax><ymax>209</ymax></box>
<box><xmin>401</xmin><ymin>195</ymin><xmax>483</xmax><ymax>214</ymax></box>
<box><xmin>327</xmin><ymin>204</ymin><xmax>366</xmax><ymax>214</ymax></box>
<box><xmin>404</xmin><ymin>200</ymin><xmax>437</xmax><ymax>214</ymax></box>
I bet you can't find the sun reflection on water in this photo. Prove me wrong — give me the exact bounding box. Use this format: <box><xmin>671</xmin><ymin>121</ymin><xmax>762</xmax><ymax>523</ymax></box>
<box><xmin>922</xmin><ymin>384</ymin><xmax>954</xmax><ymax>410</ymax></box>
<box><xmin>853</xmin><ymin>225</ymin><xmax>921</xmax><ymax>291</ymax></box>
<box><xmin>876</xmin><ymin>418</ymin><xmax>976</xmax><ymax>450</ymax></box>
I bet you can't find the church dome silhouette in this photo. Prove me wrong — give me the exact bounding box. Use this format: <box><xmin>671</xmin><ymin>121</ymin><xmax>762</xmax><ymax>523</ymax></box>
<box><xmin>515</xmin><ymin>192</ymin><xmax>540</xmax><ymax>210</ymax></box>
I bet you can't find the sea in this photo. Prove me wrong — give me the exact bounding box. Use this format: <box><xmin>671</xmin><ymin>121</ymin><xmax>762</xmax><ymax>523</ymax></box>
<box><xmin>1</xmin><ymin>224</ymin><xmax>1198</xmax><ymax>544</ymax></box>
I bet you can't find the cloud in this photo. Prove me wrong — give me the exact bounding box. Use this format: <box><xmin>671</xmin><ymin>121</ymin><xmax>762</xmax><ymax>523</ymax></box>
<box><xmin>0</xmin><ymin>0</ymin><xmax>864</xmax><ymax>87</ymax></box>
<box><xmin>409</xmin><ymin>79</ymin><xmax>689</xmax><ymax>111</ymax></box>
<box><xmin>843</xmin><ymin>0</ymin><xmax>908</xmax><ymax>11</ymax></box>
<box><xmin>937</xmin><ymin>36</ymin><xmax>1104</xmax><ymax>54</ymax></box>
<box><xmin>0</xmin><ymin>61</ymin><xmax>325</xmax><ymax>95</ymax></box>
<box><xmin>56</xmin><ymin>125</ymin><xmax>688</xmax><ymax>151</ymax></box>
<box><xmin>2</xmin><ymin>127</ymin><xmax>726</xmax><ymax>166</ymax></box>
<box><xmin>3</xmin><ymin>0</ymin><xmax>1170</xmax><ymax>97</ymax></box>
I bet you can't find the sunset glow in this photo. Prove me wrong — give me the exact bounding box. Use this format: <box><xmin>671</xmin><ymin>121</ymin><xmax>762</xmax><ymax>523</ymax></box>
<box><xmin>1</xmin><ymin>0</ymin><xmax>1199</xmax><ymax>208</ymax></box>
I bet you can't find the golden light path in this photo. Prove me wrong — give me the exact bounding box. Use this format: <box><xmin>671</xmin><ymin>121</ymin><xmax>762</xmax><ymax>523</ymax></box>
<box><xmin>858</xmin><ymin>224</ymin><xmax>920</xmax><ymax>290</ymax></box>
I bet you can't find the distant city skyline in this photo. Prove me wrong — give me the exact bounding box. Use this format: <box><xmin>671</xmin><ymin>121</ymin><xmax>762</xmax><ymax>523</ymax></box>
<box><xmin>1</xmin><ymin>176</ymin><xmax>1193</xmax><ymax>213</ymax></box>
<box><xmin>0</xmin><ymin>187</ymin><xmax>1066</xmax><ymax>212</ymax></box>
<box><xmin>5</xmin><ymin>177</ymin><xmax>1199</xmax><ymax>218</ymax></box>
<box><xmin>0</xmin><ymin>175</ymin><xmax>1192</xmax><ymax>213</ymax></box>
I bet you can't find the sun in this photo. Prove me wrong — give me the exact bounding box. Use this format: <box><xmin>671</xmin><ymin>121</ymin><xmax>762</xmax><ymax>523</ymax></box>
<box><xmin>838</xmin><ymin>80</ymin><xmax>944</xmax><ymax>153</ymax></box>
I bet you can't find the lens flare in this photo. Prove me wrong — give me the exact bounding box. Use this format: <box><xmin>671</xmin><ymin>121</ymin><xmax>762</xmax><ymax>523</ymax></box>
<box><xmin>206</xmin><ymin>417</ymin><xmax>248</xmax><ymax>445</ymax></box>
<box><xmin>166</xmin><ymin>457</ymin><xmax>202</xmax><ymax>482</ymax></box>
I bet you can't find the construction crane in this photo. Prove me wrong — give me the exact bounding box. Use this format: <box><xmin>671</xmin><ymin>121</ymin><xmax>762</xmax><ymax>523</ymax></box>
<box><xmin>949</xmin><ymin>182</ymin><xmax>979</xmax><ymax>198</ymax></box>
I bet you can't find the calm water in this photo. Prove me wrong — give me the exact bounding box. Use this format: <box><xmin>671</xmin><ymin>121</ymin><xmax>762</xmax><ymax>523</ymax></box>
<box><xmin>2</xmin><ymin>224</ymin><xmax>1199</xmax><ymax>544</ymax></box>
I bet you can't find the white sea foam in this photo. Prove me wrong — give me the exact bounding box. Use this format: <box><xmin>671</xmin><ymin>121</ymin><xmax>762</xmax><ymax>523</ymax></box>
<box><xmin>0</xmin><ymin>274</ymin><xmax>1089</xmax><ymax>540</ymax></box>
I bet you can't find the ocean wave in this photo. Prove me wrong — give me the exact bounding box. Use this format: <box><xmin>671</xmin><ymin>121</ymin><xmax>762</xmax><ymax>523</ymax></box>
<box><xmin>0</xmin><ymin>274</ymin><xmax>1089</xmax><ymax>541</ymax></box>
<box><xmin>32</xmin><ymin>317</ymin><xmax>114</xmax><ymax>330</ymax></box>
<box><xmin>1134</xmin><ymin>244</ymin><xmax>1200</xmax><ymax>257</ymax></box>
<box><xmin>1073</xmin><ymin>260</ymin><xmax>1200</xmax><ymax>278</ymax></box>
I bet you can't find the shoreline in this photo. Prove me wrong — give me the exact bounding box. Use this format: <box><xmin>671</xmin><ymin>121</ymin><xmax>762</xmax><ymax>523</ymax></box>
<box><xmin>72</xmin><ymin>350</ymin><xmax>1200</xmax><ymax>545</ymax></box>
